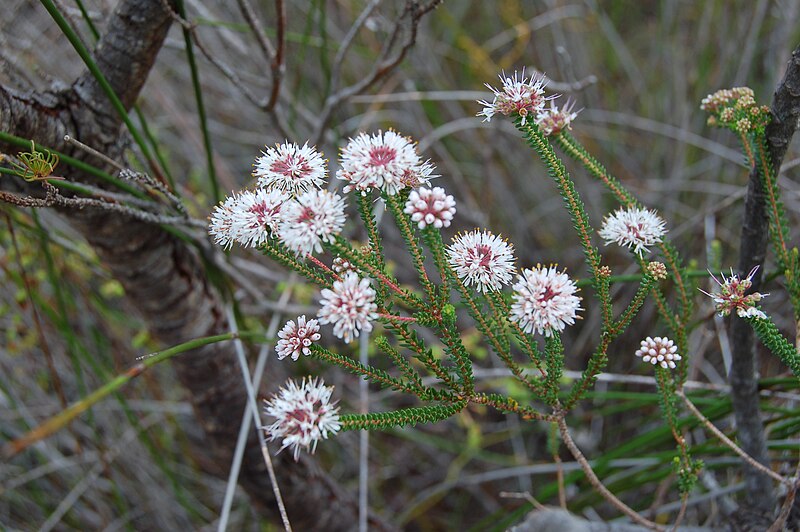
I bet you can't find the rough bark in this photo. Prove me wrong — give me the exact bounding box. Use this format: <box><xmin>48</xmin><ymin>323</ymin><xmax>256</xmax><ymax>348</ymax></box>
<box><xmin>729</xmin><ymin>45</ymin><xmax>800</xmax><ymax>512</ymax></box>
<box><xmin>0</xmin><ymin>0</ymin><xmax>393</xmax><ymax>529</ymax></box>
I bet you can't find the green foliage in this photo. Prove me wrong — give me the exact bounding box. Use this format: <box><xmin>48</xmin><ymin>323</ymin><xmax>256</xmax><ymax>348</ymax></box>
<box><xmin>340</xmin><ymin>401</ymin><xmax>467</xmax><ymax>431</ymax></box>
<box><xmin>542</xmin><ymin>334</ymin><xmax>564</xmax><ymax>405</ymax></box>
<box><xmin>6</xmin><ymin>141</ymin><xmax>61</xmax><ymax>182</ymax></box>
<box><xmin>261</xmin><ymin>236</ymin><xmax>333</xmax><ymax>288</ymax></box>
<box><xmin>375</xmin><ymin>335</ymin><xmax>424</xmax><ymax>391</ymax></box>
<box><xmin>673</xmin><ymin>455</ymin><xmax>703</xmax><ymax>495</ymax></box>
<box><xmin>701</xmin><ymin>86</ymin><xmax>800</xmax><ymax>378</ymax></box>
<box><xmin>518</xmin><ymin>120</ymin><xmax>602</xmax><ymax>276</ymax></box>
<box><xmin>384</xmin><ymin>192</ymin><xmax>436</xmax><ymax>300</ymax></box>
<box><xmin>311</xmin><ymin>344</ymin><xmax>423</xmax><ymax>394</ymax></box>
<box><xmin>551</xmin><ymin>128</ymin><xmax>694</xmax><ymax>378</ymax></box>
<box><xmin>749</xmin><ymin>316</ymin><xmax>800</xmax><ymax>378</ymax></box>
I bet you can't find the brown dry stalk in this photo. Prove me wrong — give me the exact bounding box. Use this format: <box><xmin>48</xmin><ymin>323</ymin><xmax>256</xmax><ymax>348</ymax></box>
<box><xmin>676</xmin><ymin>390</ymin><xmax>789</xmax><ymax>486</ymax></box>
<box><xmin>556</xmin><ymin>415</ymin><xmax>663</xmax><ymax>530</ymax></box>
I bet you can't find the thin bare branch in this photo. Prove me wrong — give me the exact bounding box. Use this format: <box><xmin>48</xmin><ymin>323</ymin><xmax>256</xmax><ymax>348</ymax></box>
<box><xmin>312</xmin><ymin>0</ymin><xmax>444</xmax><ymax>144</ymax></box>
<box><xmin>236</xmin><ymin>0</ymin><xmax>276</xmax><ymax>63</ymax></box>
<box><xmin>556</xmin><ymin>415</ymin><xmax>663</xmax><ymax>530</ymax></box>
<box><xmin>0</xmin><ymin>182</ymin><xmax>203</xmax><ymax>228</ymax></box>
<box><xmin>677</xmin><ymin>390</ymin><xmax>789</xmax><ymax>486</ymax></box>
<box><xmin>265</xmin><ymin>0</ymin><xmax>286</xmax><ymax>111</ymax></box>
<box><xmin>330</xmin><ymin>0</ymin><xmax>382</xmax><ymax>94</ymax></box>
<box><xmin>63</xmin><ymin>134</ymin><xmax>124</xmax><ymax>171</ymax></box>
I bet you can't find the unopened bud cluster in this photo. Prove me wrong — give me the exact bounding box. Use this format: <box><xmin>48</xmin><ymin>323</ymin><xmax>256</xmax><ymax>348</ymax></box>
<box><xmin>700</xmin><ymin>86</ymin><xmax>770</xmax><ymax>133</ymax></box>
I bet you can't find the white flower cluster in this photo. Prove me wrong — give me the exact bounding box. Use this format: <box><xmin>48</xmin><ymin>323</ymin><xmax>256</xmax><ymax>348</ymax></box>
<box><xmin>447</xmin><ymin>230</ymin><xmax>516</xmax><ymax>293</ymax></box>
<box><xmin>699</xmin><ymin>266</ymin><xmax>768</xmax><ymax>320</ymax></box>
<box><xmin>275</xmin><ymin>315</ymin><xmax>321</xmax><ymax>361</ymax></box>
<box><xmin>263</xmin><ymin>377</ymin><xmax>341</xmax><ymax>461</ymax></box>
<box><xmin>223</xmin><ymin>84</ymin><xmax>695</xmax><ymax>462</ymax></box>
<box><xmin>208</xmin><ymin>141</ymin><xmax>345</xmax><ymax>255</ymax></box>
<box><xmin>444</xmin><ymin>230</ymin><xmax>583</xmax><ymax>338</ymax></box>
<box><xmin>254</xmin><ymin>141</ymin><xmax>327</xmax><ymax>194</ymax></box>
<box><xmin>209</xmin><ymin>133</ymin><xmax>464</xmax><ymax>353</ymax></box>
<box><xmin>404</xmin><ymin>186</ymin><xmax>456</xmax><ymax>229</ymax></box>
<box><xmin>278</xmin><ymin>189</ymin><xmax>347</xmax><ymax>255</ymax></box>
<box><xmin>208</xmin><ymin>188</ymin><xmax>286</xmax><ymax>250</ymax></box>
<box><xmin>510</xmin><ymin>264</ymin><xmax>583</xmax><ymax>338</ymax></box>
<box><xmin>478</xmin><ymin>69</ymin><xmax>580</xmax><ymax>133</ymax></box>
<box><xmin>337</xmin><ymin>130</ymin><xmax>434</xmax><ymax>195</ymax></box>
<box><xmin>536</xmin><ymin>99</ymin><xmax>580</xmax><ymax>137</ymax></box>
<box><xmin>209</xmin><ymin>134</ymin><xmax>459</xmax><ymax>256</ymax></box>
<box><xmin>318</xmin><ymin>272</ymin><xmax>379</xmax><ymax>344</ymax></box>
<box><xmin>599</xmin><ymin>207</ymin><xmax>667</xmax><ymax>256</ymax></box>
<box><xmin>478</xmin><ymin>69</ymin><xmax>548</xmax><ymax>124</ymax></box>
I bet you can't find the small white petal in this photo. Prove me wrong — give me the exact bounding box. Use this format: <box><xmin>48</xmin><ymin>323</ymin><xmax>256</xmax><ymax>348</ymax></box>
<box><xmin>263</xmin><ymin>377</ymin><xmax>341</xmax><ymax>461</ymax></box>
<box><xmin>336</xmin><ymin>131</ymin><xmax>434</xmax><ymax>195</ymax></box>
<box><xmin>599</xmin><ymin>207</ymin><xmax>667</xmax><ymax>256</ymax></box>
<box><xmin>318</xmin><ymin>272</ymin><xmax>378</xmax><ymax>344</ymax></box>
<box><xmin>509</xmin><ymin>264</ymin><xmax>582</xmax><ymax>337</ymax></box>
<box><xmin>447</xmin><ymin>230</ymin><xmax>516</xmax><ymax>293</ymax></box>
<box><xmin>254</xmin><ymin>141</ymin><xmax>327</xmax><ymax>194</ymax></box>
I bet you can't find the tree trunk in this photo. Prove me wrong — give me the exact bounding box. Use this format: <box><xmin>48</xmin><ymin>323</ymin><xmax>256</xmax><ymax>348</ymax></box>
<box><xmin>0</xmin><ymin>0</ymin><xmax>391</xmax><ymax>528</ymax></box>
<box><xmin>728</xmin><ymin>45</ymin><xmax>800</xmax><ymax>512</ymax></box>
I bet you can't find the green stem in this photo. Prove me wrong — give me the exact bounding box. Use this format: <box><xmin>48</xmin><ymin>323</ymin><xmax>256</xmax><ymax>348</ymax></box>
<box><xmin>311</xmin><ymin>344</ymin><xmax>422</xmax><ymax>394</ymax></box>
<box><xmin>390</xmin><ymin>322</ymin><xmax>459</xmax><ymax>391</ymax></box>
<box><xmin>174</xmin><ymin>0</ymin><xmax>219</xmax><ymax>202</ymax></box>
<box><xmin>521</xmin><ymin>123</ymin><xmax>601</xmax><ymax>276</ymax></box>
<box><xmin>262</xmin><ymin>239</ymin><xmax>332</xmax><ymax>288</ymax></box>
<box><xmin>556</xmin><ymin>132</ymin><xmax>638</xmax><ymax>207</ymax></box>
<box><xmin>610</xmin><ymin>267</ymin><xmax>658</xmax><ymax>336</ymax></box>
<box><xmin>470</xmin><ymin>393</ymin><xmax>553</xmax><ymax>421</ymax></box>
<box><xmin>384</xmin><ymin>193</ymin><xmax>436</xmax><ymax>301</ymax></box>
<box><xmin>375</xmin><ymin>335</ymin><xmax>425</xmax><ymax>391</ymax></box>
<box><xmin>421</xmin><ymin>226</ymin><xmax>451</xmax><ymax>292</ymax></box>
<box><xmin>749</xmin><ymin>317</ymin><xmax>800</xmax><ymax>378</ymax></box>
<box><xmin>555</xmin><ymin>132</ymin><xmax>692</xmax><ymax>325</ymax></box>
<box><xmin>564</xmin><ymin>333</ymin><xmax>613</xmax><ymax>410</ymax></box>
<box><xmin>543</xmin><ymin>334</ymin><xmax>565</xmax><ymax>405</ymax></box>
<box><xmin>340</xmin><ymin>401</ymin><xmax>467</xmax><ymax>431</ymax></box>
<box><xmin>356</xmin><ymin>193</ymin><xmax>385</xmax><ymax>267</ymax></box>
<box><xmin>754</xmin><ymin>137</ymin><xmax>791</xmax><ymax>269</ymax></box>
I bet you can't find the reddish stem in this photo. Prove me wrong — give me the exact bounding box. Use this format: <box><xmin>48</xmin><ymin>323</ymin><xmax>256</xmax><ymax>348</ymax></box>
<box><xmin>306</xmin><ymin>253</ymin><xmax>341</xmax><ymax>282</ymax></box>
<box><xmin>378</xmin><ymin>312</ymin><xmax>417</xmax><ymax>323</ymax></box>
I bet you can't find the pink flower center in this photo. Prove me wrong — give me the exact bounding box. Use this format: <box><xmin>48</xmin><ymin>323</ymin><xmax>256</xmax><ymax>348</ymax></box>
<box><xmin>297</xmin><ymin>206</ymin><xmax>316</xmax><ymax>223</ymax></box>
<box><xmin>474</xmin><ymin>245</ymin><xmax>494</xmax><ymax>268</ymax></box>
<box><xmin>271</xmin><ymin>155</ymin><xmax>312</xmax><ymax>179</ymax></box>
<box><xmin>625</xmin><ymin>222</ymin><xmax>645</xmax><ymax>240</ymax></box>
<box><xmin>248</xmin><ymin>202</ymin><xmax>280</xmax><ymax>227</ymax></box>
<box><xmin>368</xmin><ymin>147</ymin><xmax>397</xmax><ymax>167</ymax></box>
<box><xmin>287</xmin><ymin>409</ymin><xmax>311</xmax><ymax>427</ymax></box>
<box><xmin>541</xmin><ymin>114</ymin><xmax>567</xmax><ymax>134</ymax></box>
<box><xmin>537</xmin><ymin>286</ymin><xmax>557</xmax><ymax>303</ymax></box>
<box><xmin>401</xmin><ymin>168</ymin><xmax>420</xmax><ymax>186</ymax></box>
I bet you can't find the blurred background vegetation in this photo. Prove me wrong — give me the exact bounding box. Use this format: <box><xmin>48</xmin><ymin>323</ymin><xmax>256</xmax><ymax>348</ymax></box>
<box><xmin>2</xmin><ymin>1</ymin><xmax>800</xmax><ymax>529</ymax></box>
